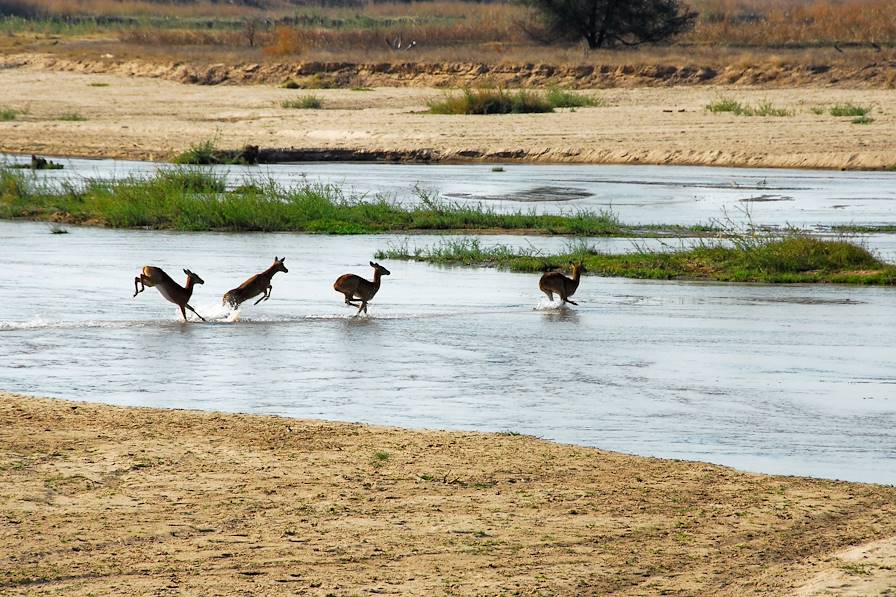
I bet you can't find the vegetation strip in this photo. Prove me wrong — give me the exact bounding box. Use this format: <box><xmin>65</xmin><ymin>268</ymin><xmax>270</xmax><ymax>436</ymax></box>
<box><xmin>0</xmin><ymin>166</ymin><xmax>713</xmax><ymax>236</ymax></box>
<box><xmin>375</xmin><ymin>237</ymin><xmax>896</xmax><ymax>285</ymax></box>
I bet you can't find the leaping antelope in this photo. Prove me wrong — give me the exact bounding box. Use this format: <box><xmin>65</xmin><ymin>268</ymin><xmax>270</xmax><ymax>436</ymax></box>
<box><xmin>133</xmin><ymin>266</ymin><xmax>206</xmax><ymax>322</ymax></box>
<box><xmin>223</xmin><ymin>256</ymin><xmax>288</xmax><ymax>309</ymax></box>
<box><xmin>333</xmin><ymin>261</ymin><xmax>390</xmax><ymax>315</ymax></box>
<box><xmin>539</xmin><ymin>262</ymin><xmax>586</xmax><ymax>306</ymax></box>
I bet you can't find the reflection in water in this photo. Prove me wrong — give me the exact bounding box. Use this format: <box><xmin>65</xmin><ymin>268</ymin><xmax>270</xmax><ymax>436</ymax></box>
<box><xmin>1</xmin><ymin>221</ymin><xmax>896</xmax><ymax>485</ymax></box>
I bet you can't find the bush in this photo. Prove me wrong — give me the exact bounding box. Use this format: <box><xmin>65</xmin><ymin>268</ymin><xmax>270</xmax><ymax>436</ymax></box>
<box><xmin>281</xmin><ymin>95</ymin><xmax>323</xmax><ymax>109</ymax></box>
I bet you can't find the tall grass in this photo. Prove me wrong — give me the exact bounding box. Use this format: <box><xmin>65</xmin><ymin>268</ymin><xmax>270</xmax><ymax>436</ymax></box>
<box><xmin>428</xmin><ymin>88</ymin><xmax>553</xmax><ymax>115</ymax></box>
<box><xmin>377</xmin><ymin>234</ymin><xmax>896</xmax><ymax>285</ymax></box>
<box><xmin>0</xmin><ymin>166</ymin><xmax>638</xmax><ymax>235</ymax></box>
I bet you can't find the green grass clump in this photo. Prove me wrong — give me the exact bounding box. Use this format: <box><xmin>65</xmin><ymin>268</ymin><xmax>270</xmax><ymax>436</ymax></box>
<box><xmin>376</xmin><ymin>235</ymin><xmax>896</xmax><ymax>285</ymax></box>
<box><xmin>705</xmin><ymin>98</ymin><xmax>792</xmax><ymax>116</ymax></box>
<box><xmin>851</xmin><ymin>115</ymin><xmax>874</xmax><ymax>125</ymax></box>
<box><xmin>281</xmin><ymin>95</ymin><xmax>323</xmax><ymax>109</ymax></box>
<box><xmin>428</xmin><ymin>88</ymin><xmax>553</xmax><ymax>115</ymax></box>
<box><xmin>58</xmin><ymin>112</ymin><xmax>86</xmax><ymax>121</ymax></box>
<box><xmin>545</xmin><ymin>87</ymin><xmax>602</xmax><ymax>108</ymax></box>
<box><xmin>829</xmin><ymin>103</ymin><xmax>870</xmax><ymax>117</ymax></box>
<box><xmin>172</xmin><ymin>139</ymin><xmax>221</xmax><ymax>165</ymax></box>
<box><xmin>88</xmin><ymin>82</ymin><xmax>109</xmax><ymax>87</ymax></box>
<box><xmin>706</xmin><ymin>98</ymin><xmax>744</xmax><ymax>113</ymax></box>
<box><xmin>1</xmin><ymin>108</ymin><xmax>20</xmax><ymax>121</ymax></box>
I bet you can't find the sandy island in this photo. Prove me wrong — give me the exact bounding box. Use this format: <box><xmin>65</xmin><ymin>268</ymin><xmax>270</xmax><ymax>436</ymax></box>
<box><xmin>1</xmin><ymin>393</ymin><xmax>895</xmax><ymax>595</ymax></box>
<box><xmin>0</xmin><ymin>58</ymin><xmax>894</xmax><ymax>169</ymax></box>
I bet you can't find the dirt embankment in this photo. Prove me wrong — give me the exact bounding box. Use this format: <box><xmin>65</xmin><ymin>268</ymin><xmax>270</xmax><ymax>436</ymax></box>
<box><xmin>5</xmin><ymin>52</ymin><xmax>896</xmax><ymax>88</ymax></box>
<box><xmin>1</xmin><ymin>394</ymin><xmax>896</xmax><ymax>596</ymax></box>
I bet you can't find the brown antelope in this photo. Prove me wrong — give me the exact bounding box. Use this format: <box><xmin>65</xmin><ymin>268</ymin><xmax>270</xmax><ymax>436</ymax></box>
<box><xmin>133</xmin><ymin>266</ymin><xmax>206</xmax><ymax>322</ymax></box>
<box><xmin>539</xmin><ymin>262</ymin><xmax>586</xmax><ymax>306</ymax></box>
<box><xmin>333</xmin><ymin>261</ymin><xmax>391</xmax><ymax>315</ymax></box>
<box><xmin>222</xmin><ymin>256</ymin><xmax>288</xmax><ymax>309</ymax></box>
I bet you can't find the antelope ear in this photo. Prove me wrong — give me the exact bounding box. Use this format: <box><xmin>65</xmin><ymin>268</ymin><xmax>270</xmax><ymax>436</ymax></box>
<box><xmin>370</xmin><ymin>261</ymin><xmax>375</xmax><ymax>267</ymax></box>
<box><xmin>280</xmin><ymin>257</ymin><xmax>286</xmax><ymax>263</ymax></box>
<box><xmin>273</xmin><ymin>256</ymin><xmax>278</xmax><ymax>261</ymax></box>
<box><xmin>183</xmin><ymin>268</ymin><xmax>189</xmax><ymax>275</ymax></box>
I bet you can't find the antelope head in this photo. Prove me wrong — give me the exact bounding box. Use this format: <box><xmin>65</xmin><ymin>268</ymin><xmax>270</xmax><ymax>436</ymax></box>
<box><xmin>370</xmin><ymin>261</ymin><xmax>391</xmax><ymax>276</ymax></box>
<box><xmin>183</xmin><ymin>269</ymin><xmax>205</xmax><ymax>286</ymax></box>
<box><xmin>273</xmin><ymin>256</ymin><xmax>288</xmax><ymax>274</ymax></box>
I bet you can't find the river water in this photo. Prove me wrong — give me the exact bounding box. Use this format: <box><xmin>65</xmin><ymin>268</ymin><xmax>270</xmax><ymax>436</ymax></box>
<box><xmin>1</xmin><ymin>220</ymin><xmax>894</xmax><ymax>485</ymax></box>
<box><xmin>4</xmin><ymin>153</ymin><xmax>896</xmax><ymax>227</ymax></box>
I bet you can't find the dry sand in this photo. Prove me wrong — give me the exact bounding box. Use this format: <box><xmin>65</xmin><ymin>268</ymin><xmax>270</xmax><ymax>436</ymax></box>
<box><xmin>1</xmin><ymin>393</ymin><xmax>895</xmax><ymax>595</ymax></box>
<box><xmin>0</xmin><ymin>59</ymin><xmax>894</xmax><ymax>169</ymax></box>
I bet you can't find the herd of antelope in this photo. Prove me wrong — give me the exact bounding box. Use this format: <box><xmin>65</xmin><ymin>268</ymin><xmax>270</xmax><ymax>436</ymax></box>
<box><xmin>133</xmin><ymin>257</ymin><xmax>586</xmax><ymax>321</ymax></box>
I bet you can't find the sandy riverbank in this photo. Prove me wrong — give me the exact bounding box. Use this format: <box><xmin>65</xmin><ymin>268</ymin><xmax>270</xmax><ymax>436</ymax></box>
<box><xmin>1</xmin><ymin>393</ymin><xmax>894</xmax><ymax>595</ymax></box>
<box><xmin>0</xmin><ymin>61</ymin><xmax>894</xmax><ymax>169</ymax></box>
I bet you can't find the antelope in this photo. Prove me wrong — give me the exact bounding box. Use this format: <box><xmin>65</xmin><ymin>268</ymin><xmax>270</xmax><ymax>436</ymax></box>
<box><xmin>222</xmin><ymin>256</ymin><xmax>288</xmax><ymax>309</ymax></box>
<box><xmin>539</xmin><ymin>262</ymin><xmax>586</xmax><ymax>306</ymax></box>
<box><xmin>333</xmin><ymin>261</ymin><xmax>391</xmax><ymax>315</ymax></box>
<box><xmin>133</xmin><ymin>266</ymin><xmax>206</xmax><ymax>322</ymax></box>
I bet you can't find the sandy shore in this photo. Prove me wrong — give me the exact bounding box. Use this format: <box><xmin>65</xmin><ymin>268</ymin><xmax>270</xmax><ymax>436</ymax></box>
<box><xmin>1</xmin><ymin>393</ymin><xmax>895</xmax><ymax>595</ymax></box>
<box><xmin>0</xmin><ymin>61</ymin><xmax>894</xmax><ymax>169</ymax></box>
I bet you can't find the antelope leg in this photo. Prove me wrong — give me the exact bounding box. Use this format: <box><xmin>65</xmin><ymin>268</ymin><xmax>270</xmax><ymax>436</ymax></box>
<box><xmin>185</xmin><ymin>304</ymin><xmax>207</xmax><ymax>322</ymax></box>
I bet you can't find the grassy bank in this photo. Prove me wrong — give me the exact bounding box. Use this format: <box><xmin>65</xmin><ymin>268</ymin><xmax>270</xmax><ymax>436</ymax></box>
<box><xmin>0</xmin><ymin>166</ymin><xmax>648</xmax><ymax>234</ymax></box>
<box><xmin>376</xmin><ymin>237</ymin><xmax>896</xmax><ymax>285</ymax></box>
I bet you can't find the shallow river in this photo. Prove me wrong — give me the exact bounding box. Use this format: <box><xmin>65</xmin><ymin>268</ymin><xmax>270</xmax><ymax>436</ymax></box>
<box><xmin>2</xmin><ymin>221</ymin><xmax>894</xmax><ymax>485</ymax></box>
<box><xmin>5</xmin><ymin>153</ymin><xmax>896</xmax><ymax>228</ymax></box>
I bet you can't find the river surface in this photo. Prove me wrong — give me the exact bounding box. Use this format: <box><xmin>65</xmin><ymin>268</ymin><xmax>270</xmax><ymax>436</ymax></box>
<box><xmin>5</xmin><ymin>153</ymin><xmax>896</xmax><ymax>228</ymax></box>
<box><xmin>2</xmin><ymin>221</ymin><xmax>894</xmax><ymax>485</ymax></box>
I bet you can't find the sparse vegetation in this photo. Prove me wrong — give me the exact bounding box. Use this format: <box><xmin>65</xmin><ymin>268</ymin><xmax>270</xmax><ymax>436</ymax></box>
<box><xmin>375</xmin><ymin>235</ymin><xmax>896</xmax><ymax>285</ymax></box>
<box><xmin>0</xmin><ymin>108</ymin><xmax>20</xmax><ymax>121</ymax></box>
<box><xmin>829</xmin><ymin>103</ymin><xmax>871</xmax><ymax>117</ymax></box>
<box><xmin>58</xmin><ymin>112</ymin><xmax>86</xmax><ymax>121</ymax></box>
<box><xmin>705</xmin><ymin>98</ymin><xmax>793</xmax><ymax>117</ymax></box>
<box><xmin>88</xmin><ymin>82</ymin><xmax>109</xmax><ymax>87</ymax></box>
<box><xmin>851</xmin><ymin>115</ymin><xmax>874</xmax><ymax>125</ymax></box>
<box><xmin>281</xmin><ymin>95</ymin><xmax>323</xmax><ymax>109</ymax></box>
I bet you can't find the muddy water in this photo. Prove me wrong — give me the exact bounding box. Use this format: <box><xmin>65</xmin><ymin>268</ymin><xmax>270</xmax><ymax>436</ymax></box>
<box><xmin>2</xmin><ymin>221</ymin><xmax>894</xmax><ymax>485</ymax></box>
<box><xmin>5</xmin><ymin>153</ymin><xmax>896</xmax><ymax>228</ymax></box>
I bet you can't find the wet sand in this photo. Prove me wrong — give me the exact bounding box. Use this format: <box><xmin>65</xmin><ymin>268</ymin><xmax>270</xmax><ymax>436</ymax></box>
<box><xmin>1</xmin><ymin>393</ymin><xmax>895</xmax><ymax>595</ymax></box>
<box><xmin>0</xmin><ymin>60</ymin><xmax>894</xmax><ymax>169</ymax></box>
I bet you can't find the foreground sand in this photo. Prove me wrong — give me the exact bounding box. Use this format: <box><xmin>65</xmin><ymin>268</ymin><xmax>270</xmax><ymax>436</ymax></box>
<box><xmin>0</xmin><ymin>61</ymin><xmax>894</xmax><ymax>169</ymax></box>
<box><xmin>1</xmin><ymin>394</ymin><xmax>895</xmax><ymax>595</ymax></box>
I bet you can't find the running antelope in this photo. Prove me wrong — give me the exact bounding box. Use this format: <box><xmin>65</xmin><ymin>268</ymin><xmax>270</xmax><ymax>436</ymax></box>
<box><xmin>223</xmin><ymin>256</ymin><xmax>288</xmax><ymax>309</ymax></box>
<box><xmin>539</xmin><ymin>262</ymin><xmax>586</xmax><ymax>306</ymax></box>
<box><xmin>333</xmin><ymin>261</ymin><xmax>391</xmax><ymax>315</ymax></box>
<box><xmin>133</xmin><ymin>266</ymin><xmax>206</xmax><ymax>321</ymax></box>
